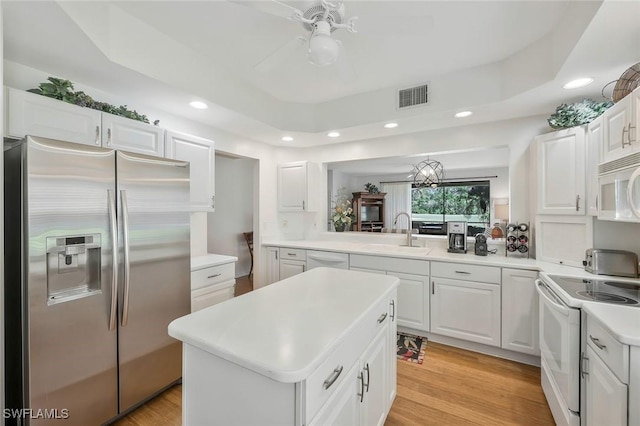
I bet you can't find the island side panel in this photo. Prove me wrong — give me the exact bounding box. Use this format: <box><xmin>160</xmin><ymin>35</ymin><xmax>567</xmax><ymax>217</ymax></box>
<box><xmin>183</xmin><ymin>344</ymin><xmax>296</xmax><ymax>426</ymax></box>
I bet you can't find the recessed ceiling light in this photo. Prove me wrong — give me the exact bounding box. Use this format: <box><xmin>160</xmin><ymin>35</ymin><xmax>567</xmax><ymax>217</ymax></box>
<box><xmin>327</xmin><ymin>132</ymin><xmax>340</xmax><ymax>138</ymax></box>
<box><xmin>189</xmin><ymin>101</ymin><xmax>208</xmax><ymax>109</ymax></box>
<box><xmin>454</xmin><ymin>111</ymin><xmax>473</xmax><ymax>118</ymax></box>
<box><xmin>563</xmin><ymin>78</ymin><xmax>594</xmax><ymax>89</ymax></box>
<box><xmin>384</xmin><ymin>122</ymin><xmax>399</xmax><ymax>129</ymax></box>
<box><xmin>281</xmin><ymin>136</ymin><xmax>294</xmax><ymax>142</ymax></box>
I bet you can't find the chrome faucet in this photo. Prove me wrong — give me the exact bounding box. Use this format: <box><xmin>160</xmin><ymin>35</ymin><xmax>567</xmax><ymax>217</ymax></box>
<box><xmin>394</xmin><ymin>212</ymin><xmax>418</xmax><ymax>247</ymax></box>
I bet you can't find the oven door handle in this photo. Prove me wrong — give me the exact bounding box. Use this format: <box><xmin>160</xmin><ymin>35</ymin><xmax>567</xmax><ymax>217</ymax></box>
<box><xmin>535</xmin><ymin>279</ymin><xmax>571</xmax><ymax>316</ymax></box>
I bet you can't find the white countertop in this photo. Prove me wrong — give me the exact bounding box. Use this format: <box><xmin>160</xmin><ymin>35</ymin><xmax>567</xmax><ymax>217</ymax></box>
<box><xmin>582</xmin><ymin>303</ymin><xmax>640</xmax><ymax>346</ymax></box>
<box><xmin>263</xmin><ymin>238</ymin><xmax>584</xmax><ymax>273</ymax></box>
<box><xmin>191</xmin><ymin>253</ymin><xmax>238</xmax><ymax>271</ymax></box>
<box><xmin>265</xmin><ymin>238</ymin><xmax>640</xmax><ymax>346</ymax></box>
<box><xmin>168</xmin><ymin>267</ymin><xmax>399</xmax><ymax>383</ymax></box>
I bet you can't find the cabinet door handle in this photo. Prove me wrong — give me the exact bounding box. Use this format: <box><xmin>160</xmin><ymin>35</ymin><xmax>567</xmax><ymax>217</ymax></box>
<box><xmin>589</xmin><ymin>335</ymin><xmax>607</xmax><ymax>350</ymax></box>
<box><xmin>576</xmin><ymin>194</ymin><xmax>581</xmax><ymax>212</ymax></box>
<box><xmin>322</xmin><ymin>365</ymin><xmax>343</xmax><ymax>390</ymax></box>
<box><xmin>454</xmin><ymin>270</ymin><xmax>470</xmax><ymax>275</ymax></box>
<box><xmin>622</xmin><ymin>125</ymin><xmax>631</xmax><ymax>147</ymax></box>
<box><xmin>364</xmin><ymin>363</ymin><xmax>370</xmax><ymax>392</ymax></box>
<box><xmin>432</xmin><ymin>281</ymin><xmax>435</xmax><ymax>295</ymax></box>
<box><xmin>107</xmin><ymin>128</ymin><xmax>112</xmax><ymax>146</ymax></box>
<box><xmin>275</xmin><ymin>251</ymin><xmax>278</xmax><ymax>260</ymax></box>
<box><xmin>390</xmin><ymin>300</ymin><xmax>395</xmax><ymax>321</ymax></box>
<box><xmin>302</xmin><ymin>200</ymin><xmax>305</xmax><ymax>210</ymax></box>
<box><xmin>211</xmin><ymin>195</ymin><xmax>215</xmax><ymax>209</ymax></box>
<box><xmin>207</xmin><ymin>273</ymin><xmax>221</xmax><ymax>279</ymax></box>
<box><xmin>377</xmin><ymin>313</ymin><xmax>388</xmax><ymax>324</ymax></box>
<box><xmin>358</xmin><ymin>372</ymin><xmax>364</xmax><ymax>403</ymax></box>
<box><xmin>95</xmin><ymin>125</ymin><xmax>100</xmax><ymax>145</ymax></box>
<box><xmin>581</xmin><ymin>351</ymin><xmax>589</xmax><ymax>378</ymax></box>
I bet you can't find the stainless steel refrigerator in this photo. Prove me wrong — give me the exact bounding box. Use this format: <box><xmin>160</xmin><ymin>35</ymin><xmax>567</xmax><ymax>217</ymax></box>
<box><xmin>4</xmin><ymin>136</ymin><xmax>191</xmax><ymax>425</ymax></box>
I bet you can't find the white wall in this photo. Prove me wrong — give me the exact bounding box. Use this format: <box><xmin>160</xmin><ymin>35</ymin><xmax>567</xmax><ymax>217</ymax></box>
<box><xmin>277</xmin><ymin>115</ymin><xmax>549</xmax><ymax>239</ymax></box>
<box><xmin>593</xmin><ymin>220</ymin><xmax>640</xmax><ymax>258</ymax></box>
<box><xmin>207</xmin><ymin>155</ymin><xmax>255</xmax><ymax>277</ymax></box>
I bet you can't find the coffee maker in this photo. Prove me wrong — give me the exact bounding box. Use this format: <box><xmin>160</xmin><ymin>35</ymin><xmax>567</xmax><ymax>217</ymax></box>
<box><xmin>447</xmin><ymin>221</ymin><xmax>467</xmax><ymax>253</ymax></box>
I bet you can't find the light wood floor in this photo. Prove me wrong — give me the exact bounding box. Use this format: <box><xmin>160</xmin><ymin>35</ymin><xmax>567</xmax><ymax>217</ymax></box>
<box><xmin>234</xmin><ymin>274</ymin><xmax>253</xmax><ymax>297</ymax></box>
<box><xmin>115</xmin><ymin>340</ymin><xmax>553</xmax><ymax>425</ymax></box>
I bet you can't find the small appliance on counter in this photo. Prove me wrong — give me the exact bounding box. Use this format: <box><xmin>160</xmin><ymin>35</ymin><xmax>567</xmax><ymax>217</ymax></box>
<box><xmin>447</xmin><ymin>221</ymin><xmax>467</xmax><ymax>253</ymax></box>
<box><xmin>474</xmin><ymin>234</ymin><xmax>488</xmax><ymax>256</ymax></box>
<box><xmin>583</xmin><ymin>248</ymin><xmax>639</xmax><ymax>278</ymax></box>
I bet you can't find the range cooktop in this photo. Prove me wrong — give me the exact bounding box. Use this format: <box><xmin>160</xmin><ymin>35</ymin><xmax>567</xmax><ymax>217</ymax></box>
<box><xmin>546</xmin><ymin>275</ymin><xmax>640</xmax><ymax>306</ymax></box>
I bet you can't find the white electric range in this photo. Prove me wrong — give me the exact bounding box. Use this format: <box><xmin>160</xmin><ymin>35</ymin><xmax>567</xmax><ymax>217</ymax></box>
<box><xmin>536</xmin><ymin>272</ymin><xmax>640</xmax><ymax>426</ymax></box>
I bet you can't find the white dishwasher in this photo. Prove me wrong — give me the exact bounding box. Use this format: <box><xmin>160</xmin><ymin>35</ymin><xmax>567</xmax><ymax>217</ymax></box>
<box><xmin>306</xmin><ymin>250</ymin><xmax>349</xmax><ymax>270</ymax></box>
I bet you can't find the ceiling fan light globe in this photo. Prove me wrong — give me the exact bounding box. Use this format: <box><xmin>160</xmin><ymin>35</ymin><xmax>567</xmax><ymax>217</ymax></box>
<box><xmin>308</xmin><ymin>34</ymin><xmax>339</xmax><ymax>66</ymax></box>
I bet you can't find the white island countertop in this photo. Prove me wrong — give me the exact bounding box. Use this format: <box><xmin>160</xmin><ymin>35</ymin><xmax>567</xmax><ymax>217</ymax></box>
<box><xmin>168</xmin><ymin>267</ymin><xmax>399</xmax><ymax>383</ymax></box>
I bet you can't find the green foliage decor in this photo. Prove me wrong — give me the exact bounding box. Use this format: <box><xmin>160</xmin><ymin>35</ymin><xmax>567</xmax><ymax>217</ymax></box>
<box><xmin>547</xmin><ymin>98</ymin><xmax>613</xmax><ymax>129</ymax></box>
<box><xmin>364</xmin><ymin>182</ymin><xmax>379</xmax><ymax>194</ymax></box>
<box><xmin>28</xmin><ymin>77</ymin><xmax>156</xmax><ymax>125</ymax></box>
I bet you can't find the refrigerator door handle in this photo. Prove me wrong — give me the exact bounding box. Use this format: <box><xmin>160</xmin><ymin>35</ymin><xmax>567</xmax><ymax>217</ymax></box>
<box><xmin>120</xmin><ymin>189</ymin><xmax>131</xmax><ymax>327</ymax></box>
<box><xmin>108</xmin><ymin>190</ymin><xmax>118</xmax><ymax>331</ymax></box>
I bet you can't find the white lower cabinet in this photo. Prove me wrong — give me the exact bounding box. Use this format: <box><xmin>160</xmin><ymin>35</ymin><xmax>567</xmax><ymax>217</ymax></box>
<box><xmin>279</xmin><ymin>248</ymin><xmax>307</xmax><ymax>280</ymax></box>
<box><xmin>501</xmin><ymin>268</ymin><xmax>539</xmax><ymax>355</ymax></box>
<box><xmin>280</xmin><ymin>259</ymin><xmax>306</xmax><ymax>279</ymax></box>
<box><xmin>430</xmin><ymin>262</ymin><xmax>501</xmax><ymax>347</ymax></box>
<box><xmin>190</xmin><ymin>258</ymin><xmax>236</xmax><ymax>312</ymax></box>
<box><xmin>265</xmin><ymin>247</ymin><xmax>280</xmax><ymax>286</ymax></box>
<box><xmin>583</xmin><ymin>312</ymin><xmax>630</xmax><ymax>426</ymax></box>
<box><xmin>359</xmin><ymin>327</ymin><xmax>389</xmax><ymax>426</ymax></box>
<box><xmin>309</xmin><ymin>362</ymin><xmax>360</xmax><ymax>426</ymax></box>
<box><xmin>350</xmin><ymin>254</ymin><xmax>429</xmax><ymax>332</ymax></box>
<box><xmin>585</xmin><ymin>345</ymin><xmax>628</xmax><ymax>426</ymax></box>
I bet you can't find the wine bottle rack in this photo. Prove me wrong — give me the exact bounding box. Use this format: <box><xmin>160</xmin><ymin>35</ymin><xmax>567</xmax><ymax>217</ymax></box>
<box><xmin>505</xmin><ymin>222</ymin><xmax>530</xmax><ymax>258</ymax></box>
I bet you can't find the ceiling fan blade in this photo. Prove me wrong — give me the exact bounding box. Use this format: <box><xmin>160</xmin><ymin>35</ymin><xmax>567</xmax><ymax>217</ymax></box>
<box><xmin>228</xmin><ymin>0</ymin><xmax>302</xmax><ymax>21</ymax></box>
<box><xmin>255</xmin><ymin>36</ymin><xmax>306</xmax><ymax>73</ymax></box>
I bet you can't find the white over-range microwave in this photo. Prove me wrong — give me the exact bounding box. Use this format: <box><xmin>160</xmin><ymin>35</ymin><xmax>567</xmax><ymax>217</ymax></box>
<box><xmin>598</xmin><ymin>151</ymin><xmax>640</xmax><ymax>222</ymax></box>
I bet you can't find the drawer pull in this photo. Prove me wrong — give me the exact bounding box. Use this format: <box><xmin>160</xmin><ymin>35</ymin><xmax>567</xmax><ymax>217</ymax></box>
<box><xmin>581</xmin><ymin>352</ymin><xmax>589</xmax><ymax>378</ymax></box>
<box><xmin>377</xmin><ymin>313</ymin><xmax>388</xmax><ymax>324</ymax></box>
<box><xmin>390</xmin><ymin>300</ymin><xmax>395</xmax><ymax>321</ymax></box>
<box><xmin>455</xmin><ymin>270</ymin><xmax>470</xmax><ymax>275</ymax></box>
<box><xmin>287</xmin><ymin>252</ymin><xmax>296</xmax><ymax>256</ymax></box>
<box><xmin>207</xmin><ymin>273</ymin><xmax>222</xmax><ymax>279</ymax></box>
<box><xmin>358</xmin><ymin>371</ymin><xmax>364</xmax><ymax>402</ymax></box>
<box><xmin>589</xmin><ymin>335</ymin><xmax>607</xmax><ymax>350</ymax></box>
<box><xmin>364</xmin><ymin>363</ymin><xmax>370</xmax><ymax>392</ymax></box>
<box><xmin>322</xmin><ymin>365</ymin><xmax>343</xmax><ymax>390</ymax></box>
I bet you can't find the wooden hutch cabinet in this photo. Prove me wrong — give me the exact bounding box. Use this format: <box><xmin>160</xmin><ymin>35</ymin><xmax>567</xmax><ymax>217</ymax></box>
<box><xmin>352</xmin><ymin>192</ymin><xmax>386</xmax><ymax>232</ymax></box>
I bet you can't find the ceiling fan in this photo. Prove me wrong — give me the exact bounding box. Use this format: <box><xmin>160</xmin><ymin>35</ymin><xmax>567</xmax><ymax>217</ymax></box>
<box><xmin>245</xmin><ymin>0</ymin><xmax>359</xmax><ymax>72</ymax></box>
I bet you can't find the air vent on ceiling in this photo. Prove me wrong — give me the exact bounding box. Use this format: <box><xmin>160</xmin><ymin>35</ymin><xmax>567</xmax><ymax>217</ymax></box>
<box><xmin>398</xmin><ymin>83</ymin><xmax>429</xmax><ymax>109</ymax></box>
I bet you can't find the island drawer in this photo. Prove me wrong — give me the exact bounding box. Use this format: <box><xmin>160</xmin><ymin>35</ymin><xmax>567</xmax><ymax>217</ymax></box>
<box><xmin>586</xmin><ymin>314</ymin><xmax>629</xmax><ymax>383</ymax></box>
<box><xmin>191</xmin><ymin>282</ymin><xmax>235</xmax><ymax>312</ymax></box>
<box><xmin>431</xmin><ymin>261</ymin><xmax>500</xmax><ymax>284</ymax></box>
<box><xmin>303</xmin><ymin>295</ymin><xmax>389</xmax><ymax>423</ymax></box>
<box><xmin>191</xmin><ymin>263</ymin><xmax>235</xmax><ymax>290</ymax></box>
<box><xmin>279</xmin><ymin>248</ymin><xmax>307</xmax><ymax>261</ymax></box>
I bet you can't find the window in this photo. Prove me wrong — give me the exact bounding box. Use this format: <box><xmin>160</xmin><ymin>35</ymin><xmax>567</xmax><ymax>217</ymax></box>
<box><xmin>411</xmin><ymin>181</ymin><xmax>490</xmax><ymax>235</ymax></box>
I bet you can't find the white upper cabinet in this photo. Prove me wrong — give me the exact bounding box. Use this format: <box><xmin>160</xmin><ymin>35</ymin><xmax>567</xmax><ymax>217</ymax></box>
<box><xmin>535</xmin><ymin>126</ymin><xmax>586</xmax><ymax>215</ymax></box>
<box><xmin>277</xmin><ymin>161</ymin><xmax>319</xmax><ymax>212</ymax></box>
<box><xmin>586</xmin><ymin>117</ymin><xmax>603</xmax><ymax>216</ymax></box>
<box><xmin>602</xmin><ymin>89</ymin><xmax>640</xmax><ymax>163</ymax></box>
<box><xmin>5</xmin><ymin>87</ymin><xmax>165</xmax><ymax>157</ymax></box>
<box><xmin>165</xmin><ymin>130</ymin><xmax>215</xmax><ymax>211</ymax></box>
<box><xmin>5</xmin><ymin>87</ymin><xmax>101</xmax><ymax>146</ymax></box>
<box><xmin>102</xmin><ymin>113</ymin><xmax>164</xmax><ymax>157</ymax></box>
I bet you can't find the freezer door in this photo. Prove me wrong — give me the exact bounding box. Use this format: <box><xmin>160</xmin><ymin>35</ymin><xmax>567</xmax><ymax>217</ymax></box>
<box><xmin>116</xmin><ymin>150</ymin><xmax>191</xmax><ymax>412</ymax></box>
<box><xmin>23</xmin><ymin>137</ymin><xmax>118</xmax><ymax>425</ymax></box>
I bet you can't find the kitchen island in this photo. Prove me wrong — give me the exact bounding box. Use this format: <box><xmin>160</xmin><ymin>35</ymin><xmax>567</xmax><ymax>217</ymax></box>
<box><xmin>169</xmin><ymin>267</ymin><xmax>399</xmax><ymax>426</ymax></box>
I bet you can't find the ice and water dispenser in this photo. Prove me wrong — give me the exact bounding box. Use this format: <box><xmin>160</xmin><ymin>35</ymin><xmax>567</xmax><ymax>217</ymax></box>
<box><xmin>46</xmin><ymin>234</ymin><xmax>102</xmax><ymax>304</ymax></box>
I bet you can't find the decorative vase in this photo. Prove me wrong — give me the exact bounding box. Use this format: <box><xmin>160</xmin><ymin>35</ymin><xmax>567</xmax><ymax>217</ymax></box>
<box><xmin>334</xmin><ymin>222</ymin><xmax>346</xmax><ymax>232</ymax></box>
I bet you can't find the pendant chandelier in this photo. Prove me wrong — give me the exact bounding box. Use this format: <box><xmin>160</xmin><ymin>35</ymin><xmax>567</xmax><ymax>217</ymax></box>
<box><xmin>413</xmin><ymin>158</ymin><xmax>445</xmax><ymax>188</ymax></box>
